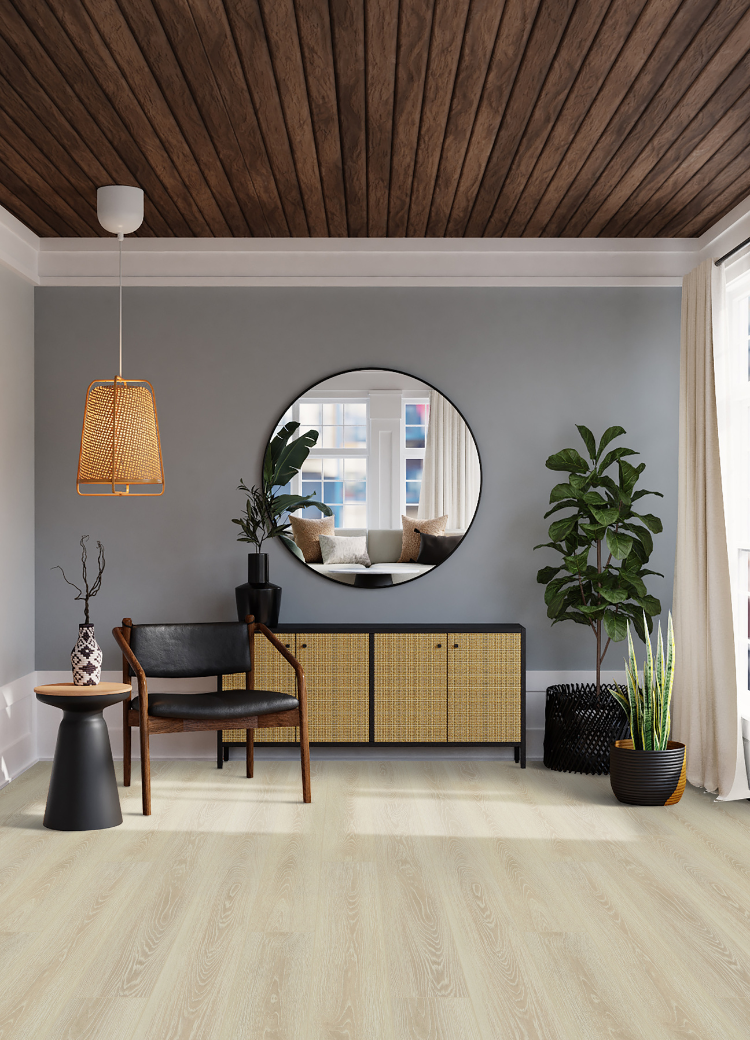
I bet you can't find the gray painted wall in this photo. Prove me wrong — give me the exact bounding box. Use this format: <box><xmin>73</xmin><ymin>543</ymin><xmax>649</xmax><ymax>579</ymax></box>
<box><xmin>0</xmin><ymin>263</ymin><xmax>34</xmax><ymax>685</ymax></box>
<box><xmin>35</xmin><ymin>287</ymin><xmax>680</xmax><ymax>672</ymax></box>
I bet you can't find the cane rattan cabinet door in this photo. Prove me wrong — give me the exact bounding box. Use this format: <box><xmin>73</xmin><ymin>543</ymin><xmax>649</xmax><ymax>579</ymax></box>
<box><xmin>221</xmin><ymin>633</ymin><xmax>298</xmax><ymax>744</ymax></box>
<box><xmin>448</xmin><ymin>632</ymin><xmax>521</xmax><ymax>742</ymax></box>
<box><xmin>374</xmin><ymin>633</ymin><xmax>447</xmax><ymax>742</ymax></box>
<box><xmin>296</xmin><ymin>632</ymin><xmax>369</xmax><ymax>742</ymax></box>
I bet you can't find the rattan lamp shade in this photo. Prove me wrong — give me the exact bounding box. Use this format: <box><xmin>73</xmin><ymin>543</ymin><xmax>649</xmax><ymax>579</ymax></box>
<box><xmin>77</xmin><ymin>375</ymin><xmax>164</xmax><ymax>496</ymax></box>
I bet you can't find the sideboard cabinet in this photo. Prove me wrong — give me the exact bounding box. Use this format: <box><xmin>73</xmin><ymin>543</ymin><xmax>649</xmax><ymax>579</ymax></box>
<box><xmin>219</xmin><ymin>624</ymin><xmax>525</xmax><ymax>766</ymax></box>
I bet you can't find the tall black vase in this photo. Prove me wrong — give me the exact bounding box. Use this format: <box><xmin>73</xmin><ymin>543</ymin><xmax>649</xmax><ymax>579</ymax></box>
<box><xmin>235</xmin><ymin>552</ymin><xmax>282</xmax><ymax>628</ymax></box>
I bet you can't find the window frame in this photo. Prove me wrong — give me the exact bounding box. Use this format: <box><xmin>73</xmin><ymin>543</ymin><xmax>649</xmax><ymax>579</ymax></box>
<box><xmin>402</xmin><ymin>396</ymin><xmax>430</xmax><ymax>520</ymax></box>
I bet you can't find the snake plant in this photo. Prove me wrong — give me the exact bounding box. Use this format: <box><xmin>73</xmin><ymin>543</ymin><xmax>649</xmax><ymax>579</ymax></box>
<box><xmin>610</xmin><ymin>612</ymin><xmax>675</xmax><ymax>750</ymax></box>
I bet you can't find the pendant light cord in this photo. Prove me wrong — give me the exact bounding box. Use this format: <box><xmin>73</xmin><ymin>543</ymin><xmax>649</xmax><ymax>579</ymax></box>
<box><xmin>118</xmin><ymin>233</ymin><xmax>123</xmax><ymax>377</ymax></box>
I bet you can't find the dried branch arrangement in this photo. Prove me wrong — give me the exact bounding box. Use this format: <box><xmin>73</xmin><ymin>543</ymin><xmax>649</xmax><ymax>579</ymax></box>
<box><xmin>53</xmin><ymin>535</ymin><xmax>106</xmax><ymax>625</ymax></box>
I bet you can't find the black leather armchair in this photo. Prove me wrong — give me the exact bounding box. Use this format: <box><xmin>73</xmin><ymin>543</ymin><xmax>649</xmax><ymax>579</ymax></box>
<box><xmin>113</xmin><ymin>615</ymin><xmax>311</xmax><ymax>815</ymax></box>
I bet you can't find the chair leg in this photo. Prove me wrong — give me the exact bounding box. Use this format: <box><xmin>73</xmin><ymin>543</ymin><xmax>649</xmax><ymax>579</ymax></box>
<box><xmin>139</xmin><ymin>723</ymin><xmax>151</xmax><ymax>816</ymax></box>
<box><xmin>246</xmin><ymin>730</ymin><xmax>254</xmax><ymax>778</ymax></box>
<box><xmin>299</xmin><ymin>718</ymin><xmax>311</xmax><ymax>804</ymax></box>
<box><xmin>217</xmin><ymin>731</ymin><xmax>224</xmax><ymax>769</ymax></box>
<box><xmin>123</xmin><ymin>702</ymin><xmax>132</xmax><ymax>786</ymax></box>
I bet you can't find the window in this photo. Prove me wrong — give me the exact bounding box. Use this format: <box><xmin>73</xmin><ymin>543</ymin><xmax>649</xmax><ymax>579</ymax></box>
<box><xmin>295</xmin><ymin>398</ymin><xmax>368</xmax><ymax>527</ymax></box>
<box><xmin>403</xmin><ymin>399</ymin><xmax>429</xmax><ymax>519</ymax></box>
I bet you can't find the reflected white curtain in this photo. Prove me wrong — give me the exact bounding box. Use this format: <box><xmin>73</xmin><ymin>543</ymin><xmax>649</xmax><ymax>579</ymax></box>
<box><xmin>417</xmin><ymin>390</ymin><xmax>480</xmax><ymax>530</ymax></box>
<box><xmin>672</xmin><ymin>258</ymin><xmax>749</xmax><ymax>799</ymax></box>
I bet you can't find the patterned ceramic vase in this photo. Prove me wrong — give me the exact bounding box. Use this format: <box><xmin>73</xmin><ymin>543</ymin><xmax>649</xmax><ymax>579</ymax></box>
<box><xmin>71</xmin><ymin>624</ymin><xmax>103</xmax><ymax>686</ymax></box>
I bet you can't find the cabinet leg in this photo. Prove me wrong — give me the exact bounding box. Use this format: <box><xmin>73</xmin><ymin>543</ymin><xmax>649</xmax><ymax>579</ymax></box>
<box><xmin>514</xmin><ymin>746</ymin><xmax>520</xmax><ymax>763</ymax></box>
<box><xmin>521</xmin><ymin>739</ymin><xmax>526</xmax><ymax>769</ymax></box>
<box><xmin>217</xmin><ymin>732</ymin><xmax>223</xmax><ymax>769</ymax></box>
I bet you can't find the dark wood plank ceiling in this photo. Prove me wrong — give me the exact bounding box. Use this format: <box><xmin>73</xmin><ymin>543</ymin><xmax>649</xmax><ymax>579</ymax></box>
<box><xmin>0</xmin><ymin>0</ymin><xmax>749</xmax><ymax>238</ymax></box>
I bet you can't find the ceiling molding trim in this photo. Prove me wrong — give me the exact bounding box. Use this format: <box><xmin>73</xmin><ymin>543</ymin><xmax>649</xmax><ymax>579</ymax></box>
<box><xmin>0</xmin><ymin>206</ymin><xmax>39</xmax><ymax>284</ymax></box>
<box><xmin>698</xmin><ymin>194</ymin><xmax>750</xmax><ymax>269</ymax></box>
<box><xmin>37</xmin><ymin>236</ymin><xmax>698</xmax><ymax>287</ymax></box>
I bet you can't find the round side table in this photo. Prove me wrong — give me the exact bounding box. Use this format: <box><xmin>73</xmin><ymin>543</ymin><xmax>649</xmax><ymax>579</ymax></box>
<box><xmin>34</xmin><ymin>682</ymin><xmax>131</xmax><ymax>831</ymax></box>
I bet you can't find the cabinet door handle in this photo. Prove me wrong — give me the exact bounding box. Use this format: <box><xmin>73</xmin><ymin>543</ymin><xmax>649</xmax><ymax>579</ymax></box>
<box><xmin>453</xmin><ymin>643</ymin><xmax>459</xmax><ymax>648</ymax></box>
<box><xmin>436</xmin><ymin>643</ymin><xmax>442</xmax><ymax>648</ymax></box>
<box><xmin>301</xmin><ymin>643</ymin><xmax>307</xmax><ymax>648</ymax></box>
<box><xmin>285</xmin><ymin>643</ymin><xmax>290</xmax><ymax>648</ymax></box>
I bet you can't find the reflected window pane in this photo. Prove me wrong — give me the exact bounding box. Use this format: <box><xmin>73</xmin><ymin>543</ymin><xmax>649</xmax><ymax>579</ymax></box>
<box><xmin>329</xmin><ymin>504</ymin><xmax>344</xmax><ymax>527</ymax></box>
<box><xmin>344</xmin><ymin>480</ymin><xmax>366</xmax><ymax>502</ymax></box>
<box><xmin>343</xmin><ymin>503</ymin><xmax>366</xmax><ymax>527</ymax></box>
<box><xmin>345</xmin><ymin>457</ymin><xmax>366</xmax><ymax>480</ymax></box>
<box><xmin>299</xmin><ymin>402</ymin><xmax>321</xmax><ymax>426</ymax></box>
<box><xmin>344</xmin><ymin>425</ymin><xmax>367</xmax><ymax>448</ymax></box>
<box><xmin>322</xmin><ymin>425</ymin><xmax>344</xmax><ymax>448</ymax></box>
<box><xmin>323</xmin><ymin>403</ymin><xmax>343</xmax><ymax>425</ymax></box>
<box><xmin>301</xmin><ymin>458</ymin><xmax>322</xmax><ymax>479</ymax></box>
<box><xmin>323</xmin><ymin>457</ymin><xmax>343</xmax><ymax>479</ymax></box>
<box><xmin>405</xmin><ymin>404</ymin><xmax>427</xmax><ymax>424</ymax></box>
<box><xmin>301</xmin><ymin>480</ymin><xmax>322</xmax><ymax>502</ymax></box>
<box><xmin>405</xmin><ymin>459</ymin><xmax>423</xmax><ymax>481</ymax></box>
<box><xmin>344</xmin><ymin>402</ymin><xmax>367</xmax><ymax>424</ymax></box>
<box><xmin>405</xmin><ymin>504</ymin><xmax>419</xmax><ymax>519</ymax></box>
<box><xmin>405</xmin><ymin>481</ymin><xmax>421</xmax><ymax>504</ymax></box>
<box><xmin>325</xmin><ymin>480</ymin><xmax>343</xmax><ymax>504</ymax></box>
<box><xmin>405</xmin><ymin>427</ymin><xmax>425</xmax><ymax>448</ymax></box>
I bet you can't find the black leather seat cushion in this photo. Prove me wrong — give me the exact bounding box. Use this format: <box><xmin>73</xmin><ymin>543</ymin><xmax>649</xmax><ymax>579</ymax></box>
<box><xmin>131</xmin><ymin>690</ymin><xmax>299</xmax><ymax>720</ymax></box>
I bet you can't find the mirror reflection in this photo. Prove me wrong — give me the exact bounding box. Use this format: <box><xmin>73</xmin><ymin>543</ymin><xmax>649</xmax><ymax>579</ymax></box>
<box><xmin>273</xmin><ymin>369</ymin><xmax>481</xmax><ymax>587</ymax></box>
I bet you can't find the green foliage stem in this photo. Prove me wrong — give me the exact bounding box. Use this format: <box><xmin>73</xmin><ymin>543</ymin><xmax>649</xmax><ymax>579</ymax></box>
<box><xmin>534</xmin><ymin>425</ymin><xmax>664</xmax><ymax>698</ymax></box>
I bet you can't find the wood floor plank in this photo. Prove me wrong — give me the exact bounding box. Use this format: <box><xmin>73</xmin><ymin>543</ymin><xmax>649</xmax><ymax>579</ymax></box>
<box><xmin>394</xmin><ymin>998</ymin><xmax>482</xmax><ymax>1040</ymax></box>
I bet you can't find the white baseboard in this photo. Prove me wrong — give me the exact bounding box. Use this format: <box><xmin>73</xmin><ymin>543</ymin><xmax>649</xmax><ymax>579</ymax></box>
<box><xmin>4</xmin><ymin>669</ymin><xmax>622</xmax><ymax>782</ymax></box>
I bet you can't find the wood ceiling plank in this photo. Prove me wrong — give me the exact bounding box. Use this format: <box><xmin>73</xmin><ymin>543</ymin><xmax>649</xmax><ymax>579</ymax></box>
<box><xmin>257</xmin><ymin>0</ymin><xmax>328</xmax><ymax>236</ymax></box>
<box><xmin>87</xmin><ymin>0</ymin><xmax>260</xmax><ymax>237</ymax></box>
<box><xmin>388</xmin><ymin>0</ymin><xmax>437</xmax><ymax>237</ymax></box>
<box><xmin>620</xmin><ymin>84</ymin><xmax>750</xmax><ymax>235</ymax></box>
<box><xmin>0</xmin><ymin>109</ymin><xmax>101</xmax><ymax>235</ymax></box>
<box><xmin>479</xmin><ymin>0</ymin><xmax>608</xmax><ymax>238</ymax></box>
<box><xmin>557</xmin><ymin>0</ymin><xmax>723</xmax><ymax>237</ymax></box>
<box><xmin>665</xmin><ymin>146</ymin><xmax>750</xmax><ymax>235</ymax></box>
<box><xmin>0</xmin><ymin>5</ymin><xmax>183</xmax><ymax>235</ymax></box>
<box><xmin>0</xmin><ymin>73</ymin><xmax>109</xmax><ymax>228</ymax></box>
<box><xmin>223</xmin><ymin>0</ymin><xmax>309</xmax><ymax>236</ymax></box>
<box><xmin>0</xmin><ymin>171</ymin><xmax>59</xmax><ymax>236</ymax></box>
<box><xmin>406</xmin><ymin>0</ymin><xmax>471</xmax><ymax>237</ymax></box>
<box><xmin>466</xmin><ymin>0</ymin><xmax>578</xmax><ymax>237</ymax></box>
<box><xmin>0</xmin><ymin>153</ymin><xmax>76</xmax><ymax>235</ymax></box>
<box><xmin>576</xmin><ymin>4</ymin><xmax>750</xmax><ymax>236</ymax></box>
<box><xmin>365</xmin><ymin>0</ymin><xmax>398</xmax><ymax>236</ymax></box>
<box><xmin>443</xmin><ymin>0</ymin><xmax>542</xmax><ymax>237</ymax></box>
<box><xmin>329</xmin><ymin>0</ymin><xmax>367</xmax><ymax>236</ymax></box>
<box><xmin>425</xmin><ymin>0</ymin><xmax>507</xmax><ymax>237</ymax></box>
<box><xmin>32</xmin><ymin>0</ymin><xmax>218</xmax><ymax>236</ymax></box>
<box><xmin>518</xmin><ymin>0</ymin><xmax>669</xmax><ymax>238</ymax></box>
<box><xmin>600</xmin><ymin>52</ymin><xmax>750</xmax><ymax>235</ymax></box>
<box><xmin>294</xmin><ymin>0</ymin><xmax>347</xmax><ymax>237</ymax></box>
<box><xmin>648</xmin><ymin>117</ymin><xmax>750</xmax><ymax>235</ymax></box>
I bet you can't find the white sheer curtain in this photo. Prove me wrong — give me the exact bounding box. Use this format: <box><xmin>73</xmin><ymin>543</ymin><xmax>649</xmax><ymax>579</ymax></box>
<box><xmin>417</xmin><ymin>390</ymin><xmax>480</xmax><ymax>530</ymax></box>
<box><xmin>672</xmin><ymin>258</ymin><xmax>749</xmax><ymax>799</ymax></box>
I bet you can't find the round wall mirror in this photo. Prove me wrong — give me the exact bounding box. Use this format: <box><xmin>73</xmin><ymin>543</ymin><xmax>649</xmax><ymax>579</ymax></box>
<box><xmin>269</xmin><ymin>369</ymin><xmax>481</xmax><ymax>588</ymax></box>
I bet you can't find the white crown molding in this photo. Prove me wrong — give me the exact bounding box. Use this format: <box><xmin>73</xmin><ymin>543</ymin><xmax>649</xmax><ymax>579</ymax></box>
<box><xmin>1</xmin><ymin>194</ymin><xmax>748</xmax><ymax>288</ymax></box>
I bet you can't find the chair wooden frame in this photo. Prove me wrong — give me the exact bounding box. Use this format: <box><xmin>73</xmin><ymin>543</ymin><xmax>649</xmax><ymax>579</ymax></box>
<box><xmin>112</xmin><ymin>614</ymin><xmax>311</xmax><ymax>816</ymax></box>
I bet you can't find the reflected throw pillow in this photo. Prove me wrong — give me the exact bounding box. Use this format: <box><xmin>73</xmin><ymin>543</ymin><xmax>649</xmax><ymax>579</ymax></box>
<box><xmin>414</xmin><ymin>531</ymin><xmax>463</xmax><ymax>565</ymax></box>
<box><xmin>397</xmin><ymin>514</ymin><xmax>447</xmax><ymax>563</ymax></box>
<box><xmin>319</xmin><ymin>534</ymin><xmax>371</xmax><ymax>567</ymax></box>
<box><xmin>289</xmin><ymin>514</ymin><xmax>336</xmax><ymax>563</ymax></box>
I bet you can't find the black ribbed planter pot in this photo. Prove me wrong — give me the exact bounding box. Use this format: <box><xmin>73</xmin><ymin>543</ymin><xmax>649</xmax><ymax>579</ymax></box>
<box><xmin>544</xmin><ymin>684</ymin><xmax>630</xmax><ymax>775</ymax></box>
<box><xmin>610</xmin><ymin>740</ymin><xmax>687</xmax><ymax>805</ymax></box>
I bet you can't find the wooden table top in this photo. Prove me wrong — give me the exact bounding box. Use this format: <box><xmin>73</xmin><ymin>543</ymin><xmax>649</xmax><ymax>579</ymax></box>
<box><xmin>34</xmin><ymin>682</ymin><xmax>132</xmax><ymax>697</ymax></box>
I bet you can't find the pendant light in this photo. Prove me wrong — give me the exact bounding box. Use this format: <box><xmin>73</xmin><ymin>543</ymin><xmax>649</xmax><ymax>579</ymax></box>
<box><xmin>76</xmin><ymin>185</ymin><xmax>165</xmax><ymax>496</ymax></box>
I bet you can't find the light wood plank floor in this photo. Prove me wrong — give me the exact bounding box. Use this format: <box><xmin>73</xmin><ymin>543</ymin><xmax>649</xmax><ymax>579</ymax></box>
<box><xmin>1</xmin><ymin>759</ymin><xmax>749</xmax><ymax>1039</ymax></box>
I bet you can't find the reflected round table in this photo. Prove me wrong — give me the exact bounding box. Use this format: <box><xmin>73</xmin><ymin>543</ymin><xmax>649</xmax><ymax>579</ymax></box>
<box><xmin>34</xmin><ymin>682</ymin><xmax>131</xmax><ymax>831</ymax></box>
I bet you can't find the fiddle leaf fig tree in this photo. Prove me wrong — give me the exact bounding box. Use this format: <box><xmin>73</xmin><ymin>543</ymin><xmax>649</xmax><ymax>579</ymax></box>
<box><xmin>534</xmin><ymin>425</ymin><xmax>664</xmax><ymax>697</ymax></box>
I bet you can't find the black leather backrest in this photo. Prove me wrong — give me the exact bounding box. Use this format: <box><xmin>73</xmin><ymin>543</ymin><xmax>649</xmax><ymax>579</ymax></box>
<box><xmin>127</xmin><ymin>622</ymin><xmax>252</xmax><ymax>678</ymax></box>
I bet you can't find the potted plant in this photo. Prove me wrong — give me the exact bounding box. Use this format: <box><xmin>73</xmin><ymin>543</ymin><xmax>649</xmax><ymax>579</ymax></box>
<box><xmin>535</xmin><ymin>425</ymin><xmax>664</xmax><ymax>774</ymax></box>
<box><xmin>53</xmin><ymin>535</ymin><xmax>106</xmax><ymax>686</ymax></box>
<box><xmin>609</xmin><ymin>613</ymin><xmax>685</xmax><ymax>805</ymax></box>
<box><xmin>232</xmin><ymin>421</ymin><xmax>332</xmax><ymax>625</ymax></box>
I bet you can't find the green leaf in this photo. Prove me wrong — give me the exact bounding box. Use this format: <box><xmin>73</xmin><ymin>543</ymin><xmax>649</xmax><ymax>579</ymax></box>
<box><xmin>564</xmin><ymin>551</ymin><xmax>589</xmax><ymax>574</ymax></box>
<box><xmin>603</xmin><ymin>613</ymin><xmax>628</xmax><ymax>641</ymax></box>
<box><xmin>579</xmin><ymin>523</ymin><xmax>607</xmax><ymax>538</ymax></box>
<box><xmin>579</xmin><ymin>604</ymin><xmax>607</xmax><ymax>617</ymax></box>
<box><xmin>544</xmin><ymin>501</ymin><xmax>578</xmax><ymax>518</ymax></box>
<box><xmin>549</xmin><ymin>516</ymin><xmax>576</xmax><ymax>541</ymax></box>
<box><xmin>582</xmin><ymin>491</ymin><xmax>607</xmax><ymax>506</ymax></box>
<box><xmin>272</xmin><ymin>492</ymin><xmax>333</xmax><ymax>517</ymax></box>
<box><xmin>589</xmin><ymin>506</ymin><xmax>619</xmax><ymax>526</ymax></box>
<box><xmin>545</xmin><ymin>448</ymin><xmax>589</xmax><ymax>473</ymax></box>
<box><xmin>625</xmin><ymin>524</ymin><xmax>653</xmax><ymax>557</ymax></box>
<box><xmin>536</xmin><ymin>566</ymin><xmax>561</xmax><ymax>584</ymax></box>
<box><xmin>632</xmin><ymin>488</ymin><xmax>663</xmax><ymax>502</ymax></box>
<box><xmin>600</xmin><ymin>587</ymin><xmax>628</xmax><ymax>604</ymax></box>
<box><xmin>633</xmin><ymin>512</ymin><xmax>663</xmax><ymax>534</ymax></box>
<box><xmin>596</xmin><ymin>426</ymin><xmax>627</xmax><ymax>459</ymax></box>
<box><xmin>279</xmin><ymin>533</ymin><xmax>305</xmax><ymax>561</ymax></box>
<box><xmin>600</xmin><ymin>447</ymin><xmax>639</xmax><ymax>473</ymax></box>
<box><xmin>606</xmin><ymin>529</ymin><xmax>633</xmax><ymax>560</ymax></box>
<box><xmin>637</xmin><ymin>595</ymin><xmax>661</xmax><ymax>616</ymax></box>
<box><xmin>576</xmin><ymin>425</ymin><xmax>597</xmax><ymax>460</ymax></box>
<box><xmin>549</xmin><ymin>482</ymin><xmax>576</xmax><ymax>502</ymax></box>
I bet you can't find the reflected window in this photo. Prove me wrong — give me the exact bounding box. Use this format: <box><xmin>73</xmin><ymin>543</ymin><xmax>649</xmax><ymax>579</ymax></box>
<box><xmin>404</xmin><ymin>398</ymin><xmax>429</xmax><ymax>518</ymax></box>
<box><xmin>296</xmin><ymin>398</ymin><xmax>368</xmax><ymax>527</ymax></box>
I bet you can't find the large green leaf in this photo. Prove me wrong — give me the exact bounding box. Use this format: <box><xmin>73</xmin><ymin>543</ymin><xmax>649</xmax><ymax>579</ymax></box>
<box><xmin>576</xmin><ymin>425</ymin><xmax>597</xmax><ymax>460</ymax></box>
<box><xmin>549</xmin><ymin>516</ymin><xmax>577</xmax><ymax>541</ymax></box>
<box><xmin>596</xmin><ymin>426</ymin><xmax>627</xmax><ymax>459</ymax></box>
<box><xmin>603</xmin><ymin>613</ymin><xmax>628</xmax><ymax>641</ymax></box>
<box><xmin>606</xmin><ymin>528</ymin><xmax>633</xmax><ymax>559</ymax></box>
<box><xmin>625</xmin><ymin>523</ymin><xmax>653</xmax><ymax>557</ymax></box>
<box><xmin>544</xmin><ymin>501</ymin><xmax>578</xmax><ymax>518</ymax></box>
<box><xmin>589</xmin><ymin>506</ymin><xmax>619</xmax><ymax>526</ymax></box>
<box><xmin>537</xmin><ymin>565</ymin><xmax>561</xmax><ymax>584</ymax></box>
<box><xmin>637</xmin><ymin>594</ymin><xmax>661</xmax><ymax>616</ymax></box>
<box><xmin>600</xmin><ymin>447</ymin><xmax>639</xmax><ymax>473</ymax></box>
<box><xmin>545</xmin><ymin>448</ymin><xmax>589</xmax><ymax>473</ymax></box>
<box><xmin>271</xmin><ymin>492</ymin><xmax>333</xmax><ymax>517</ymax></box>
<box><xmin>549</xmin><ymin>482</ymin><xmax>576</xmax><ymax>502</ymax></box>
<box><xmin>582</xmin><ymin>491</ymin><xmax>607</xmax><ymax>506</ymax></box>
<box><xmin>600</xmin><ymin>587</ymin><xmax>628</xmax><ymax>603</ymax></box>
<box><xmin>269</xmin><ymin>428</ymin><xmax>320</xmax><ymax>489</ymax></box>
<box><xmin>633</xmin><ymin>512</ymin><xmax>663</xmax><ymax>533</ymax></box>
<box><xmin>563</xmin><ymin>551</ymin><xmax>589</xmax><ymax>574</ymax></box>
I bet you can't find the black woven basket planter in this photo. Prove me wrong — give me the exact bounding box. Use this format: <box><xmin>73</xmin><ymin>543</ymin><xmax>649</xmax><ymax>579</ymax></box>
<box><xmin>544</xmin><ymin>684</ymin><xmax>630</xmax><ymax>775</ymax></box>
